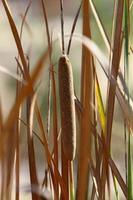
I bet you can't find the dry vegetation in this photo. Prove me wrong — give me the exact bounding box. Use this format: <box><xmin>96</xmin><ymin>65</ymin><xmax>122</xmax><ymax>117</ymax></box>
<box><xmin>0</xmin><ymin>0</ymin><xmax>133</xmax><ymax>199</ymax></box>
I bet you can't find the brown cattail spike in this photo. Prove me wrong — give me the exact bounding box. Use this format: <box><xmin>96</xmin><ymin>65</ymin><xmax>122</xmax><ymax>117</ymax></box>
<box><xmin>58</xmin><ymin>55</ymin><xmax>76</xmax><ymax>161</ymax></box>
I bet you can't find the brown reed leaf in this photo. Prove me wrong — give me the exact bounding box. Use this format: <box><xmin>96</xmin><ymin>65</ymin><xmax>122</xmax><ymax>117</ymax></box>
<box><xmin>77</xmin><ymin>0</ymin><xmax>93</xmax><ymax>199</ymax></box>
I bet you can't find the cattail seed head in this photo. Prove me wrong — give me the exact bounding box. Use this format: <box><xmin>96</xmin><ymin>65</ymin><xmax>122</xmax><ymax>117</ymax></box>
<box><xmin>58</xmin><ymin>55</ymin><xmax>76</xmax><ymax>161</ymax></box>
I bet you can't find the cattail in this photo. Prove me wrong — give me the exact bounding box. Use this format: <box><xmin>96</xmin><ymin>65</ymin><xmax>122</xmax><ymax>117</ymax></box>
<box><xmin>58</xmin><ymin>55</ymin><xmax>76</xmax><ymax>161</ymax></box>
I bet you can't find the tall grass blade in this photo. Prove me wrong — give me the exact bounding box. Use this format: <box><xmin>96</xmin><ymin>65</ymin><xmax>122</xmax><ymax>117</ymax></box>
<box><xmin>106</xmin><ymin>0</ymin><xmax>124</xmax><ymax>149</ymax></box>
<box><xmin>26</xmin><ymin>93</ymin><xmax>40</xmax><ymax>200</ymax></box>
<box><xmin>69</xmin><ymin>162</ymin><xmax>75</xmax><ymax>200</ymax></box>
<box><xmin>41</xmin><ymin>0</ymin><xmax>51</xmax><ymax>50</ymax></box>
<box><xmin>51</xmin><ymin>65</ymin><xmax>59</xmax><ymax>198</ymax></box>
<box><xmin>40</xmin><ymin>3</ymin><xmax>59</xmax><ymax>196</ymax></box>
<box><xmin>2</xmin><ymin>0</ymin><xmax>29</xmax><ymax>80</ymax></box>
<box><xmin>0</xmin><ymin>100</ymin><xmax>5</xmax><ymax>200</ymax></box>
<box><xmin>19</xmin><ymin>1</ymin><xmax>31</xmax><ymax>40</ymax></box>
<box><xmin>109</xmin><ymin>158</ymin><xmax>127</xmax><ymax>198</ymax></box>
<box><xmin>67</xmin><ymin>1</ymin><xmax>82</xmax><ymax>55</ymax></box>
<box><xmin>15</xmin><ymin>4</ymin><xmax>31</xmax><ymax>198</ymax></box>
<box><xmin>35</xmin><ymin>105</ymin><xmax>68</xmax><ymax>200</ymax></box>
<box><xmin>93</xmin><ymin>129</ymin><xmax>127</xmax><ymax>198</ymax></box>
<box><xmin>90</xmin><ymin>0</ymin><xmax>110</xmax><ymax>52</ymax></box>
<box><xmin>41</xmin><ymin>0</ymin><xmax>52</xmax><ymax>139</ymax></box>
<box><xmin>101</xmin><ymin>1</ymin><xmax>124</xmax><ymax>197</ymax></box>
<box><xmin>0</xmin><ymin>100</ymin><xmax>3</xmax><ymax>133</ymax></box>
<box><xmin>60</xmin><ymin>0</ymin><xmax>65</xmax><ymax>54</ymax></box>
<box><xmin>124</xmin><ymin>1</ymin><xmax>133</xmax><ymax>198</ymax></box>
<box><xmin>112</xmin><ymin>173</ymin><xmax>119</xmax><ymax>200</ymax></box>
<box><xmin>77</xmin><ymin>0</ymin><xmax>93</xmax><ymax>199</ymax></box>
<box><xmin>95</xmin><ymin>75</ymin><xmax>105</xmax><ymax>133</ymax></box>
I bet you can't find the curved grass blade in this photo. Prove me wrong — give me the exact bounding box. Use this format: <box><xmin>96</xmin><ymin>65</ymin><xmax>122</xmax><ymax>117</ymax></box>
<box><xmin>2</xmin><ymin>0</ymin><xmax>29</xmax><ymax>80</ymax></box>
<box><xmin>90</xmin><ymin>0</ymin><xmax>110</xmax><ymax>52</ymax></box>
<box><xmin>67</xmin><ymin>1</ymin><xmax>82</xmax><ymax>55</ymax></box>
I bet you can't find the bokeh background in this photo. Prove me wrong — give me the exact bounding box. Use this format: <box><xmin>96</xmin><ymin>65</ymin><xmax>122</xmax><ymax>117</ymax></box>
<box><xmin>0</xmin><ymin>0</ymin><xmax>130</xmax><ymax>199</ymax></box>
<box><xmin>0</xmin><ymin>0</ymin><xmax>113</xmax><ymax>117</ymax></box>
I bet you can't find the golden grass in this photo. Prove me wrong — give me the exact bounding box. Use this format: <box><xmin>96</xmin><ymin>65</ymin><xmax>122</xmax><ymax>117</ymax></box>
<box><xmin>0</xmin><ymin>0</ymin><xmax>132</xmax><ymax>199</ymax></box>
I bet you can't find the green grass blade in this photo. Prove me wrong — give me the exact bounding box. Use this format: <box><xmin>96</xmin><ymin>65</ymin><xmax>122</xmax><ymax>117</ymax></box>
<box><xmin>128</xmin><ymin>134</ymin><xmax>132</xmax><ymax>199</ymax></box>
<box><xmin>69</xmin><ymin>162</ymin><xmax>75</xmax><ymax>200</ymax></box>
<box><xmin>124</xmin><ymin>1</ymin><xmax>133</xmax><ymax>199</ymax></box>
<box><xmin>113</xmin><ymin>175</ymin><xmax>119</xmax><ymax>200</ymax></box>
<box><xmin>95</xmin><ymin>75</ymin><xmax>105</xmax><ymax>133</ymax></box>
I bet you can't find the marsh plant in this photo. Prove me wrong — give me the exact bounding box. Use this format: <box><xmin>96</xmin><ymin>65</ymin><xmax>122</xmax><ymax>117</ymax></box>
<box><xmin>0</xmin><ymin>0</ymin><xmax>132</xmax><ymax>199</ymax></box>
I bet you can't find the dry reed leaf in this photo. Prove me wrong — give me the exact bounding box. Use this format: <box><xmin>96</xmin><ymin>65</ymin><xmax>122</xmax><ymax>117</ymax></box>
<box><xmin>0</xmin><ymin>158</ymin><xmax>6</xmax><ymax>199</ymax></box>
<box><xmin>35</xmin><ymin>104</ymin><xmax>68</xmax><ymax>200</ymax></box>
<box><xmin>41</xmin><ymin>1</ymin><xmax>59</xmax><ymax>197</ymax></box>
<box><xmin>15</xmin><ymin>57</ymin><xmax>25</xmax><ymax>77</ymax></box>
<box><xmin>60</xmin><ymin>0</ymin><xmax>65</xmax><ymax>54</ymax></box>
<box><xmin>67</xmin><ymin>1</ymin><xmax>82</xmax><ymax>55</ymax></box>
<box><xmin>0</xmin><ymin>50</ymin><xmax>48</xmax><ymax>197</ymax></box>
<box><xmin>41</xmin><ymin>0</ymin><xmax>52</xmax><ymax>139</ymax></box>
<box><xmin>41</xmin><ymin>0</ymin><xmax>51</xmax><ymax>53</ymax></box>
<box><xmin>4</xmin><ymin>128</ymin><xmax>17</xmax><ymax>199</ymax></box>
<box><xmin>106</xmin><ymin>0</ymin><xmax>124</xmax><ymax>147</ymax></box>
<box><xmin>77</xmin><ymin>0</ymin><xmax>93</xmax><ymax>199</ymax></box>
<box><xmin>92</xmin><ymin>126</ymin><xmax>127</xmax><ymax>198</ymax></box>
<box><xmin>2</xmin><ymin>0</ymin><xmax>29</xmax><ymax>80</ymax></box>
<box><xmin>100</xmin><ymin>1</ymin><xmax>124</xmax><ymax>197</ymax></box>
<box><xmin>15</xmin><ymin>4</ymin><xmax>31</xmax><ymax>199</ymax></box>
<box><xmin>27</xmin><ymin>93</ymin><xmax>41</xmax><ymax>200</ymax></box>
<box><xmin>65</xmin><ymin>33</ymin><xmax>109</xmax><ymax>70</ymax></box>
<box><xmin>91</xmin><ymin>110</ymin><xmax>103</xmax><ymax>199</ymax></box>
<box><xmin>20</xmin><ymin>14</ymin><xmax>33</xmax><ymax>43</ymax></box>
<box><xmin>51</xmin><ymin>67</ymin><xmax>59</xmax><ymax>197</ymax></box>
<box><xmin>15</xmin><ymin>111</ymin><xmax>20</xmax><ymax>200</ymax></box>
<box><xmin>0</xmin><ymin>100</ymin><xmax>3</xmax><ymax>133</ymax></box>
<box><xmin>109</xmin><ymin>158</ymin><xmax>127</xmax><ymax>198</ymax></box>
<box><xmin>19</xmin><ymin>1</ymin><xmax>32</xmax><ymax>39</ymax></box>
<box><xmin>0</xmin><ymin>50</ymin><xmax>48</xmax><ymax>161</ymax></box>
<box><xmin>19</xmin><ymin>118</ymin><xmax>45</xmax><ymax>147</ymax></box>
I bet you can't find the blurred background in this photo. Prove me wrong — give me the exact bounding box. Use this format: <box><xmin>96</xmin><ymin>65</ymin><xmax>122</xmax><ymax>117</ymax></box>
<box><xmin>0</xmin><ymin>0</ymin><xmax>113</xmax><ymax>117</ymax></box>
<box><xmin>0</xmin><ymin>0</ymin><xmax>128</xmax><ymax>199</ymax></box>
